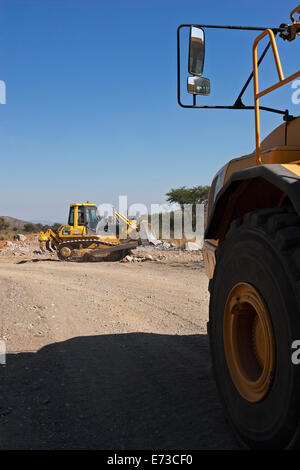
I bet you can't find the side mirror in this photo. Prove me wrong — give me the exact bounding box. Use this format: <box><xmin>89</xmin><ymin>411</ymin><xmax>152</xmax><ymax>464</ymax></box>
<box><xmin>188</xmin><ymin>26</ymin><xmax>205</xmax><ymax>76</ymax></box>
<box><xmin>187</xmin><ymin>76</ymin><xmax>210</xmax><ymax>95</ymax></box>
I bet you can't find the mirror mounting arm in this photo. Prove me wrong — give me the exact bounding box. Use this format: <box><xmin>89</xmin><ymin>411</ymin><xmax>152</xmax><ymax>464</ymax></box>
<box><xmin>178</xmin><ymin>24</ymin><xmax>290</xmax><ymax>116</ymax></box>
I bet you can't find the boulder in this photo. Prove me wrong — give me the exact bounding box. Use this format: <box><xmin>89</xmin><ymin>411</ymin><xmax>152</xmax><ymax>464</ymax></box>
<box><xmin>121</xmin><ymin>255</ymin><xmax>133</xmax><ymax>263</ymax></box>
<box><xmin>14</xmin><ymin>234</ymin><xmax>26</xmax><ymax>242</ymax></box>
<box><xmin>184</xmin><ymin>241</ymin><xmax>202</xmax><ymax>251</ymax></box>
<box><xmin>161</xmin><ymin>242</ymin><xmax>171</xmax><ymax>250</ymax></box>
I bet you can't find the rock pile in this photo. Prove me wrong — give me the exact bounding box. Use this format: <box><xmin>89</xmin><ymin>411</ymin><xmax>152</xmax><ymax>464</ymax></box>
<box><xmin>121</xmin><ymin>252</ymin><xmax>166</xmax><ymax>263</ymax></box>
<box><xmin>0</xmin><ymin>240</ymin><xmax>31</xmax><ymax>256</ymax></box>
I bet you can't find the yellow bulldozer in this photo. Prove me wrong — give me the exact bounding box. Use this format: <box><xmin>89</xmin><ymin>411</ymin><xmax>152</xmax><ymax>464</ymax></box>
<box><xmin>39</xmin><ymin>202</ymin><xmax>139</xmax><ymax>261</ymax></box>
<box><xmin>178</xmin><ymin>6</ymin><xmax>300</xmax><ymax>449</ymax></box>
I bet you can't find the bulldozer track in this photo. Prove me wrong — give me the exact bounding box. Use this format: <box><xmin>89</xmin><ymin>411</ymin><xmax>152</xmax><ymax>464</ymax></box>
<box><xmin>57</xmin><ymin>238</ymin><xmax>118</xmax><ymax>247</ymax></box>
<box><xmin>56</xmin><ymin>238</ymin><xmax>134</xmax><ymax>261</ymax></box>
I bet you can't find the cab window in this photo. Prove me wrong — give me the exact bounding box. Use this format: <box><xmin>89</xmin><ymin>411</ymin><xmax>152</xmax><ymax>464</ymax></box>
<box><xmin>78</xmin><ymin>207</ymin><xmax>85</xmax><ymax>226</ymax></box>
<box><xmin>68</xmin><ymin>207</ymin><xmax>74</xmax><ymax>226</ymax></box>
<box><xmin>86</xmin><ymin>207</ymin><xmax>98</xmax><ymax>230</ymax></box>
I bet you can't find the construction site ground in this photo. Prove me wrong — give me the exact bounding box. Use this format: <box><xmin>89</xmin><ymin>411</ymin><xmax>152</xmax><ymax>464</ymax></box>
<box><xmin>0</xmin><ymin>238</ymin><xmax>237</xmax><ymax>449</ymax></box>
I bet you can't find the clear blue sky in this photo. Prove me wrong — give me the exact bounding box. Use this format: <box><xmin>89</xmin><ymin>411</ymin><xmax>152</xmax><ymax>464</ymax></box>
<box><xmin>1</xmin><ymin>0</ymin><xmax>300</xmax><ymax>222</ymax></box>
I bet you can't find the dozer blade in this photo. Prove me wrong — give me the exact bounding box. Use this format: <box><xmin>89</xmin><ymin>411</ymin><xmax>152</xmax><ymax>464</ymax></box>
<box><xmin>40</xmin><ymin>241</ymin><xmax>47</xmax><ymax>253</ymax></box>
<box><xmin>86</xmin><ymin>240</ymin><xmax>138</xmax><ymax>256</ymax></box>
<box><xmin>74</xmin><ymin>240</ymin><xmax>139</xmax><ymax>261</ymax></box>
<box><xmin>57</xmin><ymin>240</ymin><xmax>139</xmax><ymax>262</ymax></box>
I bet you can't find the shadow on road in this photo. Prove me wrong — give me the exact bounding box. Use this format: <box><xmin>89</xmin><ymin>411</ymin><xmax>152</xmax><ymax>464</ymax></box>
<box><xmin>0</xmin><ymin>333</ymin><xmax>237</xmax><ymax>449</ymax></box>
<box><xmin>16</xmin><ymin>258</ymin><xmax>60</xmax><ymax>264</ymax></box>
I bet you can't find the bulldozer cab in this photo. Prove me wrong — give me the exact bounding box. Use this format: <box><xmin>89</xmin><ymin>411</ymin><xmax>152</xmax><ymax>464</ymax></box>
<box><xmin>68</xmin><ymin>203</ymin><xmax>99</xmax><ymax>234</ymax></box>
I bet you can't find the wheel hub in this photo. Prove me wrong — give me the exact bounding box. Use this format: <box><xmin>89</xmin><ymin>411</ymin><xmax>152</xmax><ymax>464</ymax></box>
<box><xmin>223</xmin><ymin>282</ymin><xmax>275</xmax><ymax>403</ymax></box>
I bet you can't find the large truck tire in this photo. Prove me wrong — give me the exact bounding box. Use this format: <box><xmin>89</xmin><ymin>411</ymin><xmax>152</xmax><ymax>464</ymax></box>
<box><xmin>209</xmin><ymin>206</ymin><xmax>300</xmax><ymax>449</ymax></box>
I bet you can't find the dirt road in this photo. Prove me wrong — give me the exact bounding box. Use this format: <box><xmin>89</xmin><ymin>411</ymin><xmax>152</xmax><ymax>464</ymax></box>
<box><xmin>0</xmin><ymin>249</ymin><xmax>237</xmax><ymax>449</ymax></box>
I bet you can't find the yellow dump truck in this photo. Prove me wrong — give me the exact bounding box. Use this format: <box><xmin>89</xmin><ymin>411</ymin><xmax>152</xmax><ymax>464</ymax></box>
<box><xmin>178</xmin><ymin>6</ymin><xmax>300</xmax><ymax>449</ymax></box>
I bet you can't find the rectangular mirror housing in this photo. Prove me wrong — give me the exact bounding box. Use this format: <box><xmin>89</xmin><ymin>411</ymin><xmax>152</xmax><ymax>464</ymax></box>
<box><xmin>188</xmin><ymin>26</ymin><xmax>205</xmax><ymax>76</ymax></box>
<box><xmin>187</xmin><ymin>76</ymin><xmax>210</xmax><ymax>95</ymax></box>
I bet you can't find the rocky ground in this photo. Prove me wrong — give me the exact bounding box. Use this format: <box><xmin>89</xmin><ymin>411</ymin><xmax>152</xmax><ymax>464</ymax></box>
<box><xmin>0</xmin><ymin>236</ymin><xmax>238</xmax><ymax>450</ymax></box>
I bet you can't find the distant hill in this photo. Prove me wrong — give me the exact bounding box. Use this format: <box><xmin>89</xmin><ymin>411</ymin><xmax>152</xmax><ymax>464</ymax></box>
<box><xmin>30</xmin><ymin>219</ymin><xmax>60</xmax><ymax>226</ymax></box>
<box><xmin>0</xmin><ymin>216</ymin><xmax>62</xmax><ymax>230</ymax></box>
<box><xmin>0</xmin><ymin>216</ymin><xmax>31</xmax><ymax>229</ymax></box>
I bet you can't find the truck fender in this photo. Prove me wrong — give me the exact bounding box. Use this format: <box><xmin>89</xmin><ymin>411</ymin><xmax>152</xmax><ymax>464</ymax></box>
<box><xmin>205</xmin><ymin>163</ymin><xmax>300</xmax><ymax>240</ymax></box>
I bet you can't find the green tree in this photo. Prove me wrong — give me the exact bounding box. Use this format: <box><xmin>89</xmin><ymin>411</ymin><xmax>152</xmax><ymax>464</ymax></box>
<box><xmin>51</xmin><ymin>223</ymin><xmax>61</xmax><ymax>232</ymax></box>
<box><xmin>166</xmin><ymin>185</ymin><xmax>210</xmax><ymax>209</ymax></box>
<box><xmin>41</xmin><ymin>223</ymin><xmax>61</xmax><ymax>232</ymax></box>
<box><xmin>0</xmin><ymin>217</ymin><xmax>9</xmax><ymax>230</ymax></box>
<box><xmin>24</xmin><ymin>223</ymin><xmax>36</xmax><ymax>233</ymax></box>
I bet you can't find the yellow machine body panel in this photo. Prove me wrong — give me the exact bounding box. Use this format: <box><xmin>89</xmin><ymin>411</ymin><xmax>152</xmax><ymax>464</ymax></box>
<box><xmin>221</xmin><ymin>117</ymin><xmax>300</xmax><ymax>186</ymax></box>
<box><xmin>203</xmin><ymin>118</ymin><xmax>300</xmax><ymax>280</ymax></box>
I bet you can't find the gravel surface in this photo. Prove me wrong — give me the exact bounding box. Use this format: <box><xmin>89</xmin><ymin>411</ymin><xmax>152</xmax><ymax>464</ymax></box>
<box><xmin>0</xmin><ymin>243</ymin><xmax>238</xmax><ymax>449</ymax></box>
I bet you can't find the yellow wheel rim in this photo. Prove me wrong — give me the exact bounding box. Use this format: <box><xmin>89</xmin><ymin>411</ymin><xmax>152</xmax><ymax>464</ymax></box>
<box><xmin>223</xmin><ymin>282</ymin><xmax>275</xmax><ymax>403</ymax></box>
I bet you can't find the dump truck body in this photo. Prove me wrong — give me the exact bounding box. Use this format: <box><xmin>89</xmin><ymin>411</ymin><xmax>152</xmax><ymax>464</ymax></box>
<box><xmin>204</xmin><ymin>117</ymin><xmax>300</xmax><ymax>278</ymax></box>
